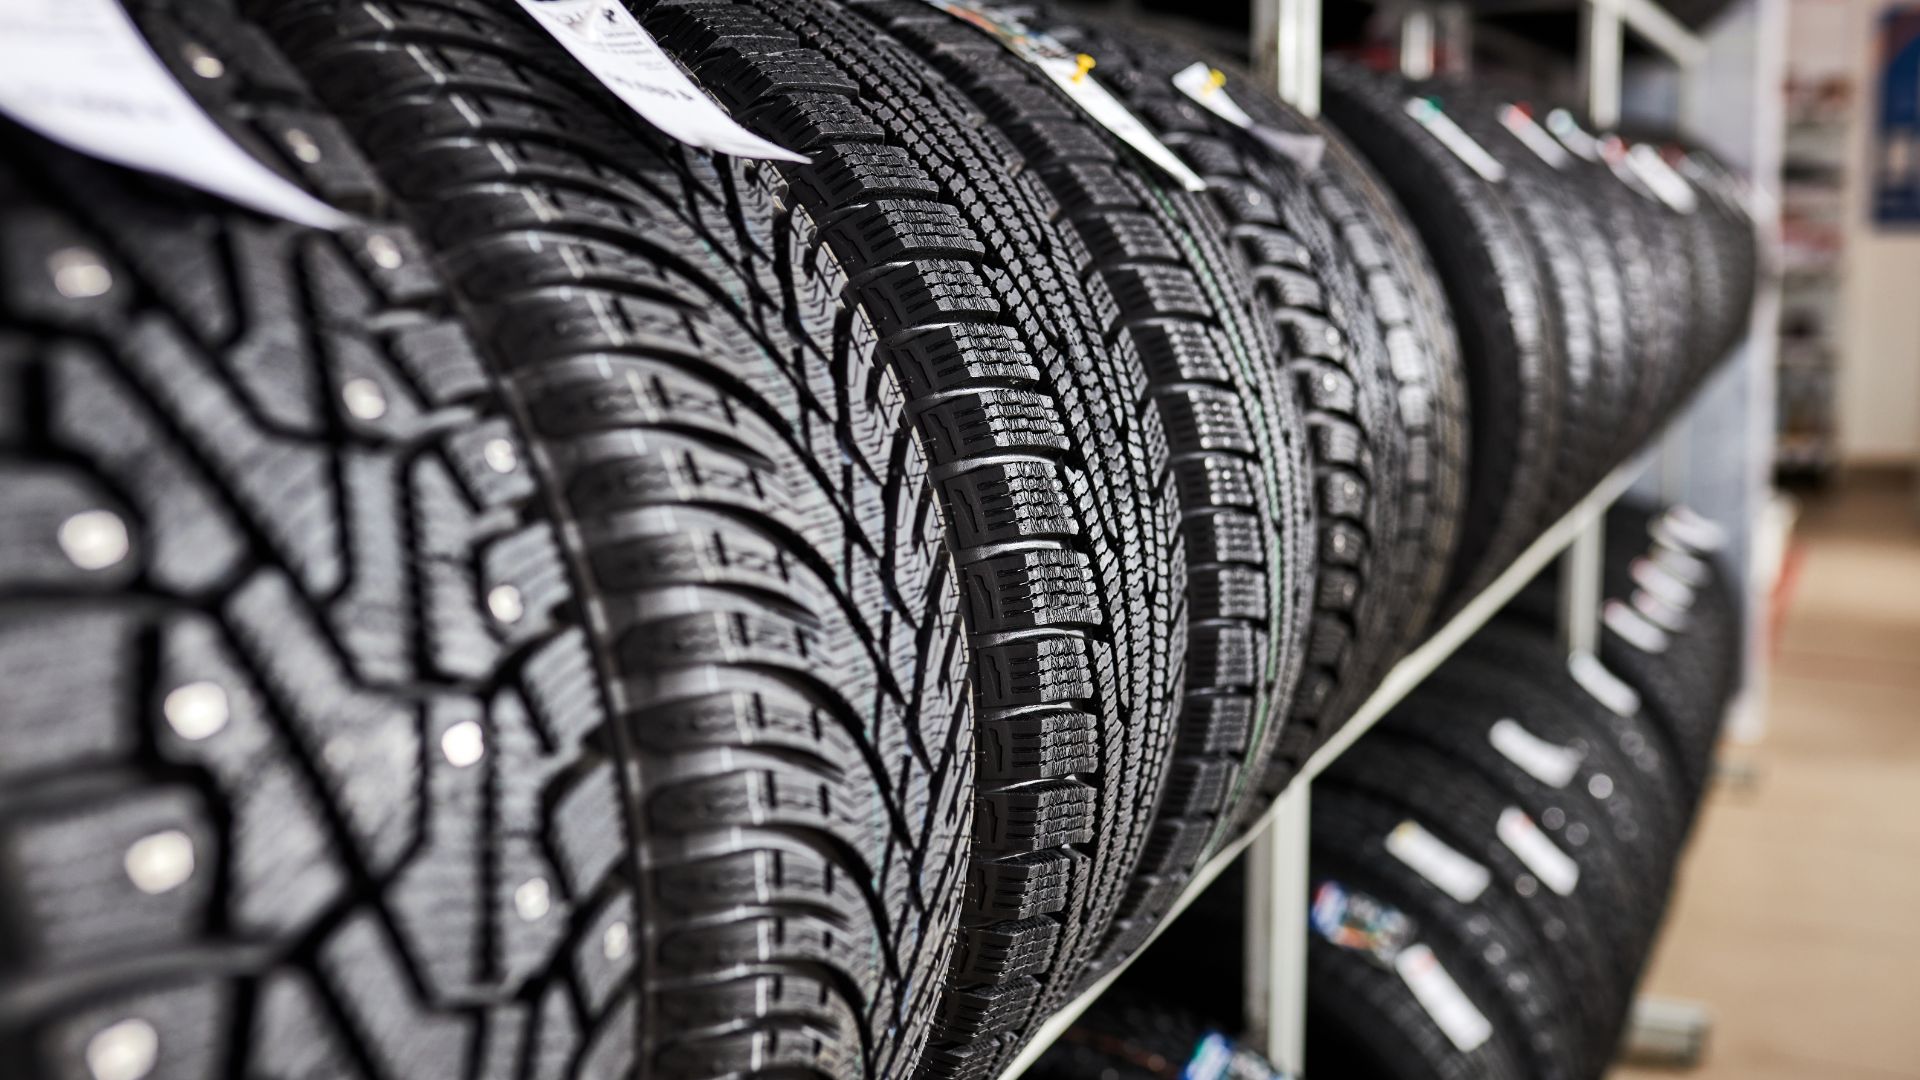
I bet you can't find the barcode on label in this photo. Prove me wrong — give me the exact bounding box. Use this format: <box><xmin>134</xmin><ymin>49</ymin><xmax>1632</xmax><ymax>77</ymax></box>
<box><xmin>1489</xmin><ymin>718</ymin><xmax>1583</xmax><ymax>787</ymax></box>
<box><xmin>1497</xmin><ymin>807</ymin><xmax>1580</xmax><ymax>896</ymax></box>
<box><xmin>1396</xmin><ymin>944</ymin><xmax>1494</xmax><ymax>1052</ymax></box>
<box><xmin>1386</xmin><ymin>820</ymin><xmax>1490</xmax><ymax>903</ymax></box>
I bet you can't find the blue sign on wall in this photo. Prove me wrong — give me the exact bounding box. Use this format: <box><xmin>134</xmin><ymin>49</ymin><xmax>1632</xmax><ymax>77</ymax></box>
<box><xmin>1874</xmin><ymin>6</ymin><xmax>1920</xmax><ymax>224</ymax></box>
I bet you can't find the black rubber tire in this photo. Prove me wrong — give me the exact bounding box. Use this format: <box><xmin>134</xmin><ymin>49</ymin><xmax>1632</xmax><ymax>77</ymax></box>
<box><xmin>495</xmin><ymin>0</ymin><xmax>1186</xmax><ymax>1073</ymax></box>
<box><xmin>1505</xmin><ymin>500</ymin><xmax>1741</xmax><ymax>814</ymax></box>
<box><xmin>1437</xmin><ymin>83</ymin><xmax>1633</xmax><ymax>505</ymax></box>
<box><xmin>1044</xmin><ymin>16</ymin><xmax>1471</xmax><ymax>781</ymax></box>
<box><xmin>1453</xmin><ymin>620</ymin><xmax>1692</xmax><ymax>858</ymax></box>
<box><xmin>1321</xmin><ymin>742</ymin><xmax>1598</xmax><ymax>1080</ymax></box>
<box><xmin>796</xmin><ymin>3</ymin><xmax>1309</xmax><ymax>1066</ymax></box>
<box><xmin>1382</xmin><ymin>683</ymin><xmax>1657</xmax><ymax>1058</ymax></box>
<box><xmin>1320</xmin><ymin>60</ymin><xmax>1565</xmax><ymax>608</ymax></box>
<box><xmin>0</xmin><ymin>3</ymin><xmax>809</xmax><ymax>1076</ymax></box>
<box><xmin>1311</xmin><ymin>792</ymin><xmax>1565</xmax><ymax>1080</ymax></box>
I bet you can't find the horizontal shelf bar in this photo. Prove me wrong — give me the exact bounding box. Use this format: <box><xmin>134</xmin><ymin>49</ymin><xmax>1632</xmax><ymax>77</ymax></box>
<box><xmin>1467</xmin><ymin>0</ymin><xmax>1707</xmax><ymax>65</ymax></box>
<box><xmin>994</xmin><ymin>452</ymin><xmax>1650</xmax><ymax>1079</ymax></box>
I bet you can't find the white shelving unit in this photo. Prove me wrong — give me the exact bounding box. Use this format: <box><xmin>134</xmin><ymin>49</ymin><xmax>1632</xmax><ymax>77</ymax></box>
<box><xmin>994</xmin><ymin>1</ymin><xmax>1776</xmax><ymax>1075</ymax></box>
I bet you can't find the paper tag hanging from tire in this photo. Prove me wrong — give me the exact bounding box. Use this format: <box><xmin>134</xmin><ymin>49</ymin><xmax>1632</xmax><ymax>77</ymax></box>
<box><xmin>1171</xmin><ymin>62</ymin><xmax>1326</xmax><ymax>170</ymax></box>
<box><xmin>0</xmin><ymin>0</ymin><xmax>350</xmax><ymax>229</ymax></box>
<box><xmin>513</xmin><ymin>0</ymin><xmax>806</xmax><ymax>163</ymax></box>
<box><xmin>920</xmin><ymin>1</ymin><xmax>1207</xmax><ymax>191</ymax></box>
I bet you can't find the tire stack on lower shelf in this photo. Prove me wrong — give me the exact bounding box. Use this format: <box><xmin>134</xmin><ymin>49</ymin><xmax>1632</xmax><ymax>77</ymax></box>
<box><xmin>1036</xmin><ymin>499</ymin><xmax>1743</xmax><ymax>1080</ymax></box>
<box><xmin>0</xmin><ymin>2</ymin><xmax>1759</xmax><ymax>1078</ymax></box>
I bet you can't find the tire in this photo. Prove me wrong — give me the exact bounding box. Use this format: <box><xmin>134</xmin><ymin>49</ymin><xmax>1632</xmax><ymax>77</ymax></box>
<box><xmin>1043</xmin><ymin>16</ymin><xmax>1470</xmax><ymax>781</ymax></box>
<box><xmin>801</xmin><ymin>2</ymin><xmax>1306</xmax><ymax>1062</ymax></box>
<box><xmin>1383</xmin><ymin>680</ymin><xmax>1660</xmax><ymax>1053</ymax></box>
<box><xmin>2</xmin><ymin>3</ymin><xmax>733</xmax><ymax>1075</ymax></box>
<box><xmin>1321</xmin><ymin>60</ymin><xmax>1565</xmax><ymax>607</ymax></box>
<box><xmin>1311</xmin><ymin>792</ymin><xmax>1564</xmax><ymax>1080</ymax></box>
<box><xmin>1438</xmin><ymin>83</ymin><xmax>1634</xmax><ymax>503</ymax></box>
<box><xmin>1320</xmin><ymin>744</ymin><xmax>1597</xmax><ymax>1080</ymax></box>
<box><xmin>408</xmin><ymin>0</ymin><xmax>1185</xmax><ymax>1073</ymax></box>
<box><xmin>1505</xmin><ymin>500</ymin><xmax>1741</xmax><ymax>813</ymax></box>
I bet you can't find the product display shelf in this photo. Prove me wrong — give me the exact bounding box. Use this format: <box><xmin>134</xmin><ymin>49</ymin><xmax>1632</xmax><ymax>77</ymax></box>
<box><xmin>993</xmin><ymin>0</ymin><xmax>1777</xmax><ymax>1073</ymax></box>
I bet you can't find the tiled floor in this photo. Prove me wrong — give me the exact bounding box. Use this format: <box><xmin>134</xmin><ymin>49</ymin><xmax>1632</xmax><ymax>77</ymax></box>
<box><xmin>1614</xmin><ymin>480</ymin><xmax>1920</xmax><ymax>1079</ymax></box>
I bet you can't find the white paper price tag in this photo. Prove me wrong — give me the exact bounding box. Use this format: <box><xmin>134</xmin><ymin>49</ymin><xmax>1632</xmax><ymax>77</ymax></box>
<box><xmin>1661</xmin><ymin>506</ymin><xmax>1728</xmax><ymax>552</ymax></box>
<box><xmin>1497</xmin><ymin>807</ymin><xmax>1580</xmax><ymax>896</ymax></box>
<box><xmin>1631</xmin><ymin>556</ymin><xmax>1697</xmax><ymax>610</ymax></box>
<box><xmin>923</xmin><ymin>2</ymin><xmax>1205</xmax><ymax>191</ymax></box>
<box><xmin>1651</xmin><ymin>542</ymin><xmax>1710</xmax><ymax>586</ymax></box>
<box><xmin>1569</xmin><ymin>651</ymin><xmax>1642</xmax><ymax>718</ymax></box>
<box><xmin>1406</xmin><ymin>97</ymin><xmax>1506</xmax><ymax>182</ymax></box>
<box><xmin>1386</xmin><ymin>820</ymin><xmax>1490</xmax><ymax>903</ymax></box>
<box><xmin>1395</xmin><ymin>944</ymin><xmax>1494</xmax><ymax>1052</ymax></box>
<box><xmin>1632</xmin><ymin>587</ymin><xmax>1691</xmax><ymax>633</ymax></box>
<box><xmin>1171</xmin><ymin>62</ymin><xmax>1326</xmax><ymax>170</ymax></box>
<box><xmin>1545</xmin><ymin>108</ymin><xmax>1602</xmax><ymax>163</ymax></box>
<box><xmin>1498</xmin><ymin>104</ymin><xmax>1572</xmax><ymax>169</ymax></box>
<box><xmin>1605</xmin><ymin>598</ymin><xmax>1672</xmax><ymax>654</ymax></box>
<box><xmin>1626</xmin><ymin>143</ymin><xmax>1700</xmax><ymax>214</ymax></box>
<box><xmin>514</xmin><ymin>0</ymin><xmax>805</xmax><ymax>163</ymax></box>
<box><xmin>0</xmin><ymin>0</ymin><xmax>350</xmax><ymax>229</ymax></box>
<box><xmin>1489</xmin><ymin>718</ymin><xmax>1583</xmax><ymax>788</ymax></box>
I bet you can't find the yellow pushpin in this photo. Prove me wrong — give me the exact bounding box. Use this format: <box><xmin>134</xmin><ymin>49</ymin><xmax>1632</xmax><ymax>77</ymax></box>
<box><xmin>1206</xmin><ymin>68</ymin><xmax>1227</xmax><ymax>94</ymax></box>
<box><xmin>1072</xmin><ymin>53</ymin><xmax>1096</xmax><ymax>83</ymax></box>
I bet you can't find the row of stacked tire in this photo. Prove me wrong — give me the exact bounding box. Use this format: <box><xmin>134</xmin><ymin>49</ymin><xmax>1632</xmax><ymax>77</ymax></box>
<box><xmin>1032</xmin><ymin>499</ymin><xmax>1742</xmax><ymax>1079</ymax></box>
<box><xmin>0</xmin><ymin>0</ymin><xmax>1754</xmax><ymax>1077</ymax></box>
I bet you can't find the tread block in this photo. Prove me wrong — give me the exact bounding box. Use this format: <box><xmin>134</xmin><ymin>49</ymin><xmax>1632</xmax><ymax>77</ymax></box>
<box><xmin>1158</xmin><ymin>386</ymin><xmax>1256</xmax><ymax>456</ymax></box>
<box><xmin>888</xmin><ymin>322</ymin><xmax>1039</xmax><ymax>399</ymax></box>
<box><xmin>37</xmin><ymin>977</ymin><xmax>231</xmax><ymax>1080</ymax></box>
<box><xmin>976</xmin><ymin>708</ymin><xmax>1098</xmax><ymax>781</ymax></box>
<box><xmin>0</xmin><ymin>608</ymin><xmax>140</xmax><ymax>779</ymax></box>
<box><xmin>1106</xmin><ymin>263</ymin><xmax>1212</xmax><ymax>321</ymax></box>
<box><xmin>1191</xmin><ymin>565</ymin><xmax>1268</xmax><ymax>622</ymax></box>
<box><xmin>1182</xmin><ymin>508</ymin><xmax>1265</xmax><ymax>567</ymax></box>
<box><xmin>951</xmin><ymin>916</ymin><xmax>1060</xmax><ymax>986</ymax></box>
<box><xmin>1132</xmin><ymin>320</ymin><xmax>1233</xmax><ymax>385</ymax></box>
<box><xmin>967</xmin><ymin>849</ymin><xmax>1075</xmax><ymax>920</ymax></box>
<box><xmin>943</xmin><ymin>462</ymin><xmax>1078</xmax><ymax>549</ymax></box>
<box><xmin>972</xmin><ymin>637</ymin><xmax>1095</xmax><ymax>709</ymax></box>
<box><xmin>862</xmin><ymin>260</ymin><xmax>1002</xmax><ymax>337</ymax></box>
<box><xmin>962</xmin><ymin>550</ymin><xmax>1099</xmax><ymax>634</ymax></box>
<box><xmin>918</xmin><ymin>389</ymin><xmax>1071</xmax><ymax>459</ymax></box>
<box><xmin>1187</xmin><ymin>623</ymin><xmax>1261</xmax><ymax>690</ymax></box>
<box><xmin>935</xmin><ymin>977</ymin><xmax>1040</xmax><ymax>1043</ymax></box>
<box><xmin>1178</xmin><ymin>694</ymin><xmax>1254</xmax><ymax>757</ymax></box>
<box><xmin>974</xmin><ymin>779</ymin><xmax>1096</xmax><ymax>851</ymax></box>
<box><xmin>0</xmin><ymin>784</ymin><xmax>216</xmax><ymax>967</ymax></box>
<box><xmin>824</xmin><ymin>198</ymin><xmax>986</xmax><ymax>264</ymax></box>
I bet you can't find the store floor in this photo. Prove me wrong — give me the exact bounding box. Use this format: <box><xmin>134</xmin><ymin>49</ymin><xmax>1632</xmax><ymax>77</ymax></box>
<box><xmin>1614</xmin><ymin>478</ymin><xmax>1920</xmax><ymax>1079</ymax></box>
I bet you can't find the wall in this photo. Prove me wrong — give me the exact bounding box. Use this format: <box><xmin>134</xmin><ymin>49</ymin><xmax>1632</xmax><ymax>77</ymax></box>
<box><xmin>1794</xmin><ymin>0</ymin><xmax>1920</xmax><ymax>463</ymax></box>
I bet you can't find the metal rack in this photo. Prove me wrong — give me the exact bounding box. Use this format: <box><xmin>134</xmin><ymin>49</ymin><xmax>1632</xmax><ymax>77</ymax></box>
<box><xmin>995</xmin><ymin>0</ymin><xmax>1775</xmax><ymax>1074</ymax></box>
